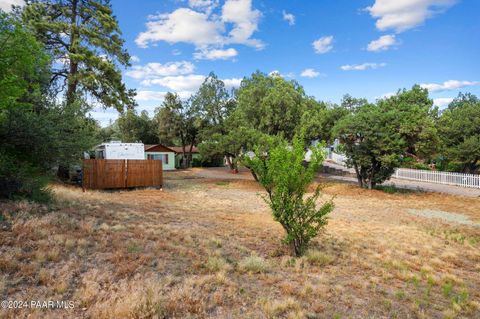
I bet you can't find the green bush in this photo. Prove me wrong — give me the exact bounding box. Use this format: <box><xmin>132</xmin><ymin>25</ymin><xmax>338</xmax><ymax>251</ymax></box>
<box><xmin>413</xmin><ymin>163</ymin><xmax>431</xmax><ymax>170</ymax></box>
<box><xmin>0</xmin><ymin>153</ymin><xmax>51</xmax><ymax>202</ymax></box>
<box><xmin>244</xmin><ymin>136</ymin><xmax>334</xmax><ymax>256</ymax></box>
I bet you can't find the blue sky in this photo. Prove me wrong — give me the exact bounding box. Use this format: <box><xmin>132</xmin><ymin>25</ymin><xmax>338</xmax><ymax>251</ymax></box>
<box><xmin>2</xmin><ymin>0</ymin><xmax>479</xmax><ymax>125</ymax></box>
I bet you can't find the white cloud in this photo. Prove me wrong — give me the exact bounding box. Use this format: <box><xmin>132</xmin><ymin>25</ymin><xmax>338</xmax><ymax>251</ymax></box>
<box><xmin>136</xmin><ymin>90</ymin><xmax>193</xmax><ymax>101</ymax></box>
<box><xmin>282</xmin><ymin>10</ymin><xmax>295</xmax><ymax>26</ymax></box>
<box><xmin>268</xmin><ymin>70</ymin><xmax>282</xmax><ymax>77</ymax></box>
<box><xmin>433</xmin><ymin>97</ymin><xmax>454</xmax><ymax>108</ymax></box>
<box><xmin>312</xmin><ymin>36</ymin><xmax>333</xmax><ymax>54</ymax></box>
<box><xmin>366</xmin><ymin>0</ymin><xmax>457</xmax><ymax>33</ymax></box>
<box><xmin>223</xmin><ymin>78</ymin><xmax>243</xmax><ymax>88</ymax></box>
<box><xmin>141</xmin><ymin>75</ymin><xmax>207</xmax><ymax>91</ymax></box>
<box><xmin>341</xmin><ymin>62</ymin><xmax>386</xmax><ymax>71</ymax></box>
<box><xmin>194</xmin><ymin>47</ymin><xmax>238</xmax><ymax>60</ymax></box>
<box><xmin>300</xmin><ymin>68</ymin><xmax>320</xmax><ymax>78</ymax></box>
<box><xmin>0</xmin><ymin>0</ymin><xmax>23</xmax><ymax>12</ymax></box>
<box><xmin>172</xmin><ymin>49</ymin><xmax>182</xmax><ymax>56</ymax></box>
<box><xmin>136</xmin><ymin>0</ymin><xmax>263</xmax><ymax>54</ymax></box>
<box><xmin>420</xmin><ymin>80</ymin><xmax>479</xmax><ymax>92</ymax></box>
<box><xmin>222</xmin><ymin>0</ymin><xmax>263</xmax><ymax>49</ymax></box>
<box><xmin>188</xmin><ymin>0</ymin><xmax>219</xmax><ymax>14</ymax></box>
<box><xmin>130</xmin><ymin>55</ymin><xmax>140</xmax><ymax>63</ymax></box>
<box><xmin>367</xmin><ymin>34</ymin><xmax>398</xmax><ymax>52</ymax></box>
<box><xmin>136</xmin><ymin>8</ymin><xmax>224</xmax><ymax>48</ymax></box>
<box><xmin>126</xmin><ymin>61</ymin><xmax>195</xmax><ymax>79</ymax></box>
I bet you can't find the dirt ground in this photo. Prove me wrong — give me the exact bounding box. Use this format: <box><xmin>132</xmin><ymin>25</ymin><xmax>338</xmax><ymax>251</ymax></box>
<box><xmin>0</xmin><ymin>168</ymin><xmax>479</xmax><ymax>318</ymax></box>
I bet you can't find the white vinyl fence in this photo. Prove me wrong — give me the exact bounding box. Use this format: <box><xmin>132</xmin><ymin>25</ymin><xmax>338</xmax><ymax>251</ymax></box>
<box><xmin>394</xmin><ymin>168</ymin><xmax>480</xmax><ymax>189</ymax></box>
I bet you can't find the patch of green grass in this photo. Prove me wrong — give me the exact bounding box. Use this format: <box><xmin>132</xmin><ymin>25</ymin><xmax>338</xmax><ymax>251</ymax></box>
<box><xmin>442</xmin><ymin>281</ymin><xmax>454</xmax><ymax>297</ymax></box>
<box><xmin>304</xmin><ymin>250</ymin><xmax>334</xmax><ymax>266</ymax></box>
<box><xmin>375</xmin><ymin>185</ymin><xmax>419</xmax><ymax>194</ymax></box>
<box><xmin>205</xmin><ymin>256</ymin><xmax>229</xmax><ymax>272</ymax></box>
<box><xmin>425</xmin><ymin>228</ymin><xmax>480</xmax><ymax>246</ymax></box>
<box><xmin>395</xmin><ymin>291</ymin><xmax>407</xmax><ymax>300</ymax></box>
<box><xmin>238</xmin><ymin>255</ymin><xmax>269</xmax><ymax>274</ymax></box>
<box><xmin>451</xmin><ymin>290</ymin><xmax>469</xmax><ymax>305</ymax></box>
<box><xmin>126</xmin><ymin>241</ymin><xmax>143</xmax><ymax>254</ymax></box>
<box><xmin>409</xmin><ymin>275</ymin><xmax>420</xmax><ymax>288</ymax></box>
<box><xmin>215</xmin><ymin>181</ymin><xmax>230</xmax><ymax>186</ymax></box>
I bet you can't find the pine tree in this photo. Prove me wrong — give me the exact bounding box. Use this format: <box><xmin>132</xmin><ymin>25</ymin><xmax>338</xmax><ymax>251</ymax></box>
<box><xmin>22</xmin><ymin>0</ymin><xmax>135</xmax><ymax>111</ymax></box>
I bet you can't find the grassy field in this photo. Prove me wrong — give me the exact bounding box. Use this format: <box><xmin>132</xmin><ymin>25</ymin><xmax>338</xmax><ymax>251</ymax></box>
<box><xmin>1</xmin><ymin>168</ymin><xmax>479</xmax><ymax>318</ymax></box>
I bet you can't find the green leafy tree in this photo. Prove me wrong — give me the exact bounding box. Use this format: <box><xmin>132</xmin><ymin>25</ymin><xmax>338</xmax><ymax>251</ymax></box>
<box><xmin>199</xmin><ymin>126</ymin><xmax>275</xmax><ymax>172</ymax></box>
<box><xmin>300</xmin><ymin>101</ymin><xmax>352</xmax><ymax>145</ymax></box>
<box><xmin>117</xmin><ymin>109</ymin><xmax>158</xmax><ymax>144</ymax></box>
<box><xmin>0</xmin><ymin>12</ymin><xmax>50</xmax><ymax>110</ymax></box>
<box><xmin>0</xmin><ymin>13</ymin><xmax>102</xmax><ymax>199</ymax></box>
<box><xmin>22</xmin><ymin>0</ymin><xmax>135</xmax><ymax>110</ymax></box>
<box><xmin>154</xmin><ymin>92</ymin><xmax>199</xmax><ymax>168</ymax></box>
<box><xmin>334</xmin><ymin>86</ymin><xmax>437</xmax><ymax>189</ymax></box>
<box><xmin>235</xmin><ymin>71</ymin><xmax>309</xmax><ymax>141</ymax></box>
<box><xmin>438</xmin><ymin>93</ymin><xmax>480</xmax><ymax>173</ymax></box>
<box><xmin>191</xmin><ymin>73</ymin><xmax>237</xmax><ymax>169</ymax></box>
<box><xmin>244</xmin><ymin>136</ymin><xmax>334</xmax><ymax>256</ymax></box>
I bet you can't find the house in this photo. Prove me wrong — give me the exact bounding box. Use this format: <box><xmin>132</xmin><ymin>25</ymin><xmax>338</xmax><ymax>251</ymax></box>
<box><xmin>168</xmin><ymin>146</ymin><xmax>201</xmax><ymax>168</ymax></box>
<box><xmin>144</xmin><ymin>144</ymin><xmax>176</xmax><ymax>170</ymax></box>
<box><xmin>95</xmin><ymin>141</ymin><xmax>145</xmax><ymax>160</ymax></box>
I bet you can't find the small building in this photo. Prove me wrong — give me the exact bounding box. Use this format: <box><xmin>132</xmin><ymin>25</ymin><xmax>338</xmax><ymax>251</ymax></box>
<box><xmin>95</xmin><ymin>141</ymin><xmax>145</xmax><ymax>160</ymax></box>
<box><xmin>144</xmin><ymin>144</ymin><xmax>176</xmax><ymax>170</ymax></box>
<box><xmin>168</xmin><ymin>146</ymin><xmax>201</xmax><ymax>168</ymax></box>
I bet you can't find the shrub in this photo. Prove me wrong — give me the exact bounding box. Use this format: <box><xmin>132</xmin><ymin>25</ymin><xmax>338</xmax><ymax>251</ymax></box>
<box><xmin>0</xmin><ymin>153</ymin><xmax>52</xmax><ymax>202</ymax></box>
<box><xmin>244</xmin><ymin>136</ymin><xmax>334</xmax><ymax>256</ymax></box>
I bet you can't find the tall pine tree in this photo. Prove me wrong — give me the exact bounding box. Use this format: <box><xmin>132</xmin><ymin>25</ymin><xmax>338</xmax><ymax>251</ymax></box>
<box><xmin>22</xmin><ymin>0</ymin><xmax>135</xmax><ymax>111</ymax></box>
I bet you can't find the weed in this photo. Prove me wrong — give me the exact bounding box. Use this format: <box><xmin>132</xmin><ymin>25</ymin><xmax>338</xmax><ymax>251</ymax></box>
<box><xmin>305</xmin><ymin>250</ymin><xmax>334</xmax><ymax>266</ymax></box>
<box><xmin>442</xmin><ymin>281</ymin><xmax>453</xmax><ymax>297</ymax></box>
<box><xmin>261</xmin><ymin>297</ymin><xmax>303</xmax><ymax>318</ymax></box>
<box><xmin>65</xmin><ymin>239</ymin><xmax>76</xmax><ymax>250</ymax></box>
<box><xmin>395</xmin><ymin>291</ymin><xmax>407</xmax><ymax>300</ymax></box>
<box><xmin>238</xmin><ymin>255</ymin><xmax>269</xmax><ymax>273</ymax></box>
<box><xmin>215</xmin><ymin>181</ymin><xmax>230</xmax><ymax>186</ymax></box>
<box><xmin>126</xmin><ymin>241</ymin><xmax>143</xmax><ymax>254</ymax></box>
<box><xmin>205</xmin><ymin>256</ymin><xmax>229</xmax><ymax>273</ymax></box>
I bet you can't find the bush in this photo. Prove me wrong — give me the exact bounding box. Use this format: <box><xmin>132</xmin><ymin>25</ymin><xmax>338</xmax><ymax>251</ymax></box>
<box><xmin>0</xmin><ymin>153</ymin><xmax>52</xmax><ymax>202</ymax></box>
<box><xmin>244</xmin><ymin>136</ymin><xmax>334</xmax><ymax>256</ymax></box>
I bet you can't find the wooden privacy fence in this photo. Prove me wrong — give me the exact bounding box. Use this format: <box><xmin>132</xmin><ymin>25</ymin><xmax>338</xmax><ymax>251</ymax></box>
<box><xmin>82</xmin><ymin>159</ymin><xmax>163</xmax><ymax>190</ymax></box>
<box><xmin>394</xmin><ymin>168</ymin><xmax>480</xmax><ymax>189</ymax></box>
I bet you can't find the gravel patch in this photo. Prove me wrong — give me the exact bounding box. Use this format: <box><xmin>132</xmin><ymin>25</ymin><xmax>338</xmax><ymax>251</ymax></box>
<box><xmin>407</xmin><ymin>209</ymin><xmax>480</xmax><ymax>227</ymax></box>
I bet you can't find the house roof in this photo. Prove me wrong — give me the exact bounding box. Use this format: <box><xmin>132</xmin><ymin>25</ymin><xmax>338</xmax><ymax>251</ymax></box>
<box><xmin>168</xmin><ymin>146</ymin><xmax>199</xmax><ymax>154</ymax></box>
<box><xmin>144</xmin><ymin>144</ymin><xmax>176</xmax><ymax>153</ymax></box>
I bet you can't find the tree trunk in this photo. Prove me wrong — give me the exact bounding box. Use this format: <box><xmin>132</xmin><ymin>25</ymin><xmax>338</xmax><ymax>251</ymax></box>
<box><xmin>180</xmin><ymin>133</ymin><xmax>187</xmax><ymax>169</ymax></box>
<box><xmin>181</xmin><ymin>146</ymin><xmax>187</xmax><ymax>169</ymax></box>
<box><xmin>187</xmin><ymin>139</ymin><xmax>195</xmax><ymax>168</ymax></box>
<box><xmin>66</xmin><ymin>0</ymin><xmax>79</xmax><ymax>106</ymax></box>
<box><xmin>289</xmin><ymin>238</ymin><xmax>303</xmax><ymax>257</ymax></box>
<box><xmin>225</xmin><ymin>156</ymin><xmax>235</xmax><ymax>171</ymax></box>
<box><xmin>353</xmin><ymin>163</ymin><xmax>363</xmax><ymax>188</ymax></box>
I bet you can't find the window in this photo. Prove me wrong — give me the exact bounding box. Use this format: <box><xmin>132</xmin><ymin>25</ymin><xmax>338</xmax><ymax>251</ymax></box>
<box><xmin>147</xmin><ymin>153</ymin><xmax>168</xmax><ymax>164</ymax></box>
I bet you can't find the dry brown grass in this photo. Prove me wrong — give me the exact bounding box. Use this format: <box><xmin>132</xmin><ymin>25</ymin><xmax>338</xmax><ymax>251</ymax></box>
<box><xmin>0</xmin><ymin>168</ymin><xmax>479</xmax><ymax>318</ymax></box>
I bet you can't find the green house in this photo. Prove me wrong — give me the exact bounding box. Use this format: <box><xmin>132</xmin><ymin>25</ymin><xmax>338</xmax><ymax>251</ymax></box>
<box><xmin>144</xmin><ymin>144</ymin><xmax>176</xmax><ymax>170</ymax></box>
<box><xmin>168</xmin><ymin>146</ymin><xmax>201</xmax><ymax>168</ymax></box>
